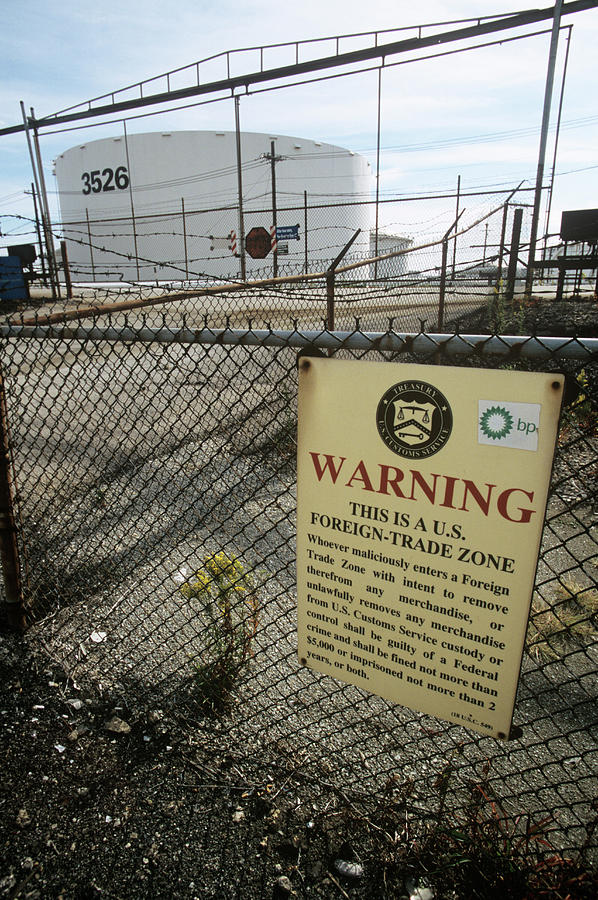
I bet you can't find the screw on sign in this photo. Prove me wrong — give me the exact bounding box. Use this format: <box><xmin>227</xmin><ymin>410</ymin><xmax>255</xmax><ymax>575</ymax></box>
<box><xmin>245</xmin><ymin>226</ymin><xmax>272</xmax><ymax>259</ymax></box>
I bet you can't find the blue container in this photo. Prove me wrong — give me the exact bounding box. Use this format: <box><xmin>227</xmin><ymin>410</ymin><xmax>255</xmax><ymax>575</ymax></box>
<box><xmin>0</xmin><ymin>256</ymin><xmax>27</xmax><ymax>301</ymax></box>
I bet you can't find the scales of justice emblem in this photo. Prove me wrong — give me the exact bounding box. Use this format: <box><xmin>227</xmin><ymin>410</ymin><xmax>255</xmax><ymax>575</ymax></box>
<box><xmin>392</xmin><ymin>398</ymin><xmax>437</xmax><ymax>445</ymax></box>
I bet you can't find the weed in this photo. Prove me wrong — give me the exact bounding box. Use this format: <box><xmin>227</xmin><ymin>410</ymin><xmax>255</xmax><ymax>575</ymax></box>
<box><xmin>560</xmin><ymin>369</ymin><xmax>598</xmax><ymax>437</ymax></box>
<box><xmin>180</xmin><ymin>551</ymin><xmax>259</xmax><ymax>712</ymax></box>
<box><xmin>330</xmin><ymin>762</ymin><xmax>598</xmax><ymax>898</ymax></box>
<box><xmin>527</xmin><ymin>580</ymin><xmax>598</xmax><ymax>661</ymax></box>
<box><xmin>488</xmin><ymin>279</ymin><xmax>506</xmax><ymax>332</ymax></box>
<box><xmin>487</xmin><ymin>284</ymin><xmax>530</xmax><ymax>335</ymax></box>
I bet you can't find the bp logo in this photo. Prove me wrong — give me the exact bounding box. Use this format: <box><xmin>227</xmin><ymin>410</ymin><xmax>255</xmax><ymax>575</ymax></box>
<box><xmin>478</xmin><ymin>399</ymin><xmax>541</xmax><ymax>451</ymax></box>
<box><xmin>479</xmin><ymin>405</ymin><xmax>514</xmax><ymax>440</ymax></box>
<box><xmin>376</xmin><ymin>380</ymin><xmax>453</xmax><ymax>459</ymax></box>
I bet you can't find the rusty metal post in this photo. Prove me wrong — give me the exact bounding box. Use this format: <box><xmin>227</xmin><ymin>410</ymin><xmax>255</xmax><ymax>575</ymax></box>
<box><xmin>326</xmin><ymin>228</ymin><xmax>361</xmax><ymax>335</ymax></box>
<box><xmin>326</xmin><ymin>269</ymin><xmax>335</xmax><ymax>331</ymax></box>
<box><xmin>438</xmin><ymin>238</ymin><xmax>449</xmax><ymax>332</ymax></box>
<box><xmin>85</xmin><ymin>208</ymin><xmax>96</xmax><ymax>281</ymax></box>
<box><xmin>438</xmin><ymin>211</ymin><xmax>464</xmax><ymax>330</ymax></box>
<box><xmin>0</xmin><ymin>360</ymin><xmax>24</xmax><ymax>631</ymax></box>
<box><xmin>60</xmin><ymin>241</ymin><xmax>73</xmax><ymax>299</ymax></box>
<box><xmin>506</xmin><ymin>207</ymin><xmax>523</xmax><ymax>302</ymax></box>
<box><xmin>497</xmin><ymin>201</ymin><xmax>509</xmax><ymax>283</ymax></box>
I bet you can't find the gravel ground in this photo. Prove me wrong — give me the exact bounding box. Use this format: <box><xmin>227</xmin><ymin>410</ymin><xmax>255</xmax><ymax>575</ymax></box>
<box><xmin>1</xmin><ymin>293</ymin><xmax>597</xmax><ymax>898</ymax></box>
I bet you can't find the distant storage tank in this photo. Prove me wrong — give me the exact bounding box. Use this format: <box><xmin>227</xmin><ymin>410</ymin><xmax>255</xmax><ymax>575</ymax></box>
<box><xmin>55</xmin><ymin>130</ymin><xmax>372</xmax><ymax>283</ymax></box>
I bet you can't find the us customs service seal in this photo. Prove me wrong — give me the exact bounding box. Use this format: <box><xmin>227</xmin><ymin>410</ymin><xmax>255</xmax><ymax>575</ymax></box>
<box><xmin>376</xmin><ymin>380</ymin><xmax>453</xmax><ymax>459</ymax></box>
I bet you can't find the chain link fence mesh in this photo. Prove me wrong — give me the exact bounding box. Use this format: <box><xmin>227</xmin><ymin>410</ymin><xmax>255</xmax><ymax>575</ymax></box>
<box><xmin>7</xmin><ymin>193</ymin><xmax>546</xmax><ymax>341</ymax></box>
<box><xmin>0</xmin><ymin>288</ymin><xmax>596</xmax><ymax>865</ymax></box>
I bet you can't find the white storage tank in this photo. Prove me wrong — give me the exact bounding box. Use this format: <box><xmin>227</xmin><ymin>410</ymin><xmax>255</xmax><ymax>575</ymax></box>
<box><xmin>54</xmin><ymin>130</ymin><xmax>372</xmax><ymax>283</ymax></box>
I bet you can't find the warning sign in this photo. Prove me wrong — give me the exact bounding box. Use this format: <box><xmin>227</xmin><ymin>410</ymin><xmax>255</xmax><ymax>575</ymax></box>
<box><xmin>296</xmin><ymin>358</ymin><xmax>563</xmax><ymax>738</ymax></box>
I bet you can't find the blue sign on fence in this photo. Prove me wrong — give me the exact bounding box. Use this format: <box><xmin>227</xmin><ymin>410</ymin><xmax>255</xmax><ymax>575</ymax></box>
<box><xmin>276</xmin><ymin>225</ymin><xmax>300</xmax><ymax>241</ymax></box>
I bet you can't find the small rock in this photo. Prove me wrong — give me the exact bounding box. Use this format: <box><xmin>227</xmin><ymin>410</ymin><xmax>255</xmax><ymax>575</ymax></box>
<box><xmin>410</xmin><ymin>889</ymin><xmax>434</xmax><ymax>900</ymax></box>
<box><xmin>66</xmin><ymin>699</ymin><xmax>83</xmax><ymax>711</ymax></box>
<box><xmin>406</xmin><ymin>877</ymin><xmax>435</xmax><ymax>900</ymax></box>
<box><xmin>232</xmin><ymin>808</ymin><xmax>245</xmax><ymax>824</ymax></box>
<box><xmin>333</xmin><ymin>840</ymin><xmax>363</xmax><ymax>879</ymax></box>
<box><xmin>16</xmin><ymin>809</ymin><xmax>31</xmax><ymax>828</ymax></box>
<box><xmin>334</xmin><ymin>859</ymin><xmax>363</xmax><ymax>879</ymax></box>
<box><xmin>104</xmin><ymin>716</ymin><xmax>131</xmax><ymax>734</ymax></box>
<box><xmin>90</xmin><ymin>631</ymin><xmax>107</xmax><ymax>643</ymax></box>
<box><xmin>273</xmin><ymin>874</ymin><xmax>293</xmax><ymax>897</ymax></box>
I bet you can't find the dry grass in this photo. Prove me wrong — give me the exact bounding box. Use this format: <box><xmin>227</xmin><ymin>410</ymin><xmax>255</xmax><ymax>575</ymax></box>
<box><xmin>527</xmin><ymin>579</ymin><xmax>598</xmax><ymax>661</ymax></box>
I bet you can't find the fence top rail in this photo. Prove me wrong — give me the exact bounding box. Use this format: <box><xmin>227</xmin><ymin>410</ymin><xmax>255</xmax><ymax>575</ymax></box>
<box><xmin>1</xmin><ymin>323</ymin><xmax>597</xmax><ymax>361</ymax></box>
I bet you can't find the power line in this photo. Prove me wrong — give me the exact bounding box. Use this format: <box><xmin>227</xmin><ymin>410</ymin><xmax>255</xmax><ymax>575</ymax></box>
<box><xmin>4</xmin><ymin>3</ymin><xmax>596</xmax><ymax>136</ymax></box>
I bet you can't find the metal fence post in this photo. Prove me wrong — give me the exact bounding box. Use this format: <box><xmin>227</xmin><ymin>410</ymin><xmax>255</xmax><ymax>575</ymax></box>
<box><xmin>326</xmin><ymin>229</ymin><xmax>362</xmax><ymax>333</ymax></box>
<box><xmin>326</xmin><ymin>269</ymin><xmax>335</xmax><ymax>331</ymax></box>
<box><xmin>438</xmin><ymin>237</ymin><xmax>449</xmax><ymax>331</ymax></box>
<box><xmin>85</xmin><ymin>208</ymin><xmax>96</xmax><ymax>281</ymax></box>
<box><xmin>182</xmin><ymin>197</ymin><xmax>189</xmax><ymax>280</ymax></box>
<box><xmin>60</xmin><ymin>241</ymin><xmax>73</xmax><ymax>299</ymax></box>
<box><xmin>30</xmin><ymin>182</ymin><xmax>48</xmax><ymax>287</ymax></box>
<box><xmin>497</xmin><ymin>201</ymin><xmax>509</xmax><ymax>283</ymax></box>
<box><xmin>0</xmin><ymin>360</ymin><xmax>24</xmax><ymax>631</ymax></box>
<box><xmin>438</xmin><ymin>211</ymin><xmax>465</xmax><ymax>330</ymax></box>
<box><xmin>505</xmin><ymin>207</ymin><xmax>523</xmax><ymax>302</ymax></box>
<box><xmin>304</xmin><ymin>191</ymin><xmax>308</xmax><ymax>274</ymax></box>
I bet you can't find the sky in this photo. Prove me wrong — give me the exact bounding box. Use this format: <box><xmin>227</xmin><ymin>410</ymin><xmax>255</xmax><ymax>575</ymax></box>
<box><xmin>1</xmin><ymin>0</ymin><xmax>597</xmax><ymax>248</ymax></box>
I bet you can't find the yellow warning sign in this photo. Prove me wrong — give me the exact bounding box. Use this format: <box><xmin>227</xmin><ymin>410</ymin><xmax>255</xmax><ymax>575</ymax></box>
<box><xmin>297</xmin><ymin>358</ymin><xmax>563</xmax><ymax>739</ymax></box>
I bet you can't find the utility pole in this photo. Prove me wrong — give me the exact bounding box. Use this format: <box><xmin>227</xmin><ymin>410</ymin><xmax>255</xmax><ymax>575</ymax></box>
<box><xmin>122</xmin><ymin>120</ymin><xmax>140</xmax><ymax>281</ymax></box>
<box><xmin>20</xmin><ymin>103</ymin><xmax>59</xmax><ymax>299</ymax></box>
<box><xmin>543</xmin><ymin>23</ymin><xmax>572</xmax><ymax>262</ymax></box>
<box><xmin>28</xmin><ymin>183</ymin><xmax>47</xmax><ymax>285</ymax></box>
<box><xmin>263</xmin><ymin>140</ymin><xmax>284</xmax><ymax>277</ymax></box>
<box><xmin>374</xmin><ymin>66</ymin><xmax>383</xmax><ymax>280</ymax></box>
<box><xmin>234</xmin><ymin>96</ymin><xmax>246</xmax><ymax>281</ymax></box>
<box><xmin>452</xmin><ymin>174</ymin><xmax>461</xmax><ymax>279</ymax></box>
<box><xmin>31</xmin><ymin>108</ymin><xmax>61</xmax><ymax>299</ymax></box>
<box><xmin>525</xmin><ymin>0</ymin><xmax>564</xmax><ymax>296</ymax></box>
<box><xmin>304</xmin><ymin>190</ymin><xmax>308</xmax><ymax>273</ymax></box>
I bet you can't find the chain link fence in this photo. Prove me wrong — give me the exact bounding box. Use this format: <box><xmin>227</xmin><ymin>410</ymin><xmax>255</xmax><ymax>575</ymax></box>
<box><xmin>0</xmin><ymin>294</ymin><xmax>596</xmax><ymax>867</ymax></box>
<box><xmin>6</xmin><ymin>192</ymin><xmax>544</xmax><ymax>340</ymax></box>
